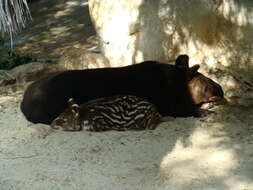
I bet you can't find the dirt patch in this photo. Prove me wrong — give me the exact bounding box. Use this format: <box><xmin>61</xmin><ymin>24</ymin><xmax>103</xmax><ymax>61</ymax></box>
<box><xmin>1</xmin><ymin>0</ymin><xmax>96</xmax><ymax>60</ymax></box>
<box><xmin>0</xmin><ymin>93</ymin><xmax>253</xmax><ymax>190</ymax></box>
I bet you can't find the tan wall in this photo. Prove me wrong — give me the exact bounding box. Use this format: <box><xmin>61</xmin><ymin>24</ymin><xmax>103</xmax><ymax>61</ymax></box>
<box><xmin>89</xmin><ymin>0</ymin><xmax>253</xmax><ymax>105</ymax></box>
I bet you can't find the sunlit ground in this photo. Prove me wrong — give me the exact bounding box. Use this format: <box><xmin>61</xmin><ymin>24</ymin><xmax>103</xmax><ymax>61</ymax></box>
<box><xmin>1</xmin><ymin>0</ymin><xmax>96</xmax><ymax>59</ymax></box>
<box><xmin>0</xmin><ymin>93</ymin><xmax>253</xmax><ymax>190</ymax></box>
<box><xmin>158</xmin><ymin>105</ymin><xmax>253</xmax><ymax>189</ymax></box>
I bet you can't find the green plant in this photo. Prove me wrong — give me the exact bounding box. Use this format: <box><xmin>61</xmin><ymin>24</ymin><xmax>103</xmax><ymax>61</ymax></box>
<box><xmin>0</xmin><ymin>51</ymin><xmax>37</xmax><ymax>70</ymax></box>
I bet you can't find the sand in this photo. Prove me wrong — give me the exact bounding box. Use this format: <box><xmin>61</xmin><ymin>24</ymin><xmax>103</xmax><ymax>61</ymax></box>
<box><xmin>0</xmin><ymin>92</ymin><xmax>253</xmax><ymax>190</ymax></box>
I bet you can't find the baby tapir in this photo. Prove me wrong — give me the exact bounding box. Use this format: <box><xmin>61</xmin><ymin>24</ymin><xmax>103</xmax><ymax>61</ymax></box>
<box><xmin>51</xmin><ymin>95</ymin><xmax>162</xmax><ymax>131</ymax></box>
<box><xmin>20</xmin><ymin>54</ymin><xmax>224</xmax><ymax>125</ymax></box>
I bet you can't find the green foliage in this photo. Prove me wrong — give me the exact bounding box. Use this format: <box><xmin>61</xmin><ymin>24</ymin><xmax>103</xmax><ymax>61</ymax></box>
<box><xmin>0</xmin><ymin>51</ymin><xmax>37</xmax><ymax>70</ymax></box>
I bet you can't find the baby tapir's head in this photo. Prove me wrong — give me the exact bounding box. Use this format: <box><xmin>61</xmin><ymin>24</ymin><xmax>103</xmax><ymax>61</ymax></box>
<box><xmin>175</xmin><ymin>54</ymin><xmax>226</xmax><ymax>108</ymax></box>
<box><xmin>51</xmin><ymin>98</ymin><xmax>83</xmax><ymax>131</ymax></box>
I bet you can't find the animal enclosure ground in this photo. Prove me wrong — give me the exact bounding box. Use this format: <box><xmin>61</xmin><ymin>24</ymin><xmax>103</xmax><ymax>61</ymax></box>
<box><xmin>0</xmin><ymin>92</ymin><xmax>253</xmax><ymax>190</ymax></box>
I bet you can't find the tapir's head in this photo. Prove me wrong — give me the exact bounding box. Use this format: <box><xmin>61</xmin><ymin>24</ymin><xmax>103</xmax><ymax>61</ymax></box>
<box><xmin>51</xmin><ymin>98</ymin><xmax>82</xmax><ymax>131</ymax></box>
<box><xmin>187</xmin><ymin>73</ymin><xmax>226</xmax><ymax>108</ymax></box>
<box><xmin>175</xmin><ymin>54</ymin><xmax>226</xmax><ymax>108</ymax></box>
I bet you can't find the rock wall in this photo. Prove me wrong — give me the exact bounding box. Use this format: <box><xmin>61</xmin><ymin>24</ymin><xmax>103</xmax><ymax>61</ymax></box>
<box><xmin>58</xmin><ymin>48</ymin><xmax>110</xmax><ymax>70</ymax></box>
<box><xmin>89</xmin><ymin>0</ymin><xmax>253</xmax><ymax>105</ymax></box>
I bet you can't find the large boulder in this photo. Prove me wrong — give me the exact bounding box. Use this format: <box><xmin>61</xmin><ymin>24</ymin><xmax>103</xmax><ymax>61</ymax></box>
<box><xmin>10</xmin><ymin>62</ymin><xmax>60</xmax><ymax>83</ymax></box>
<box><xmin>58</xmin><ymin>48</ymin><xmax>110</xmax><ymax>70</ymax></box>
<box><xmin>0</xmin><ymin>70</ymin><xmax>16</xmax><ymax>86</ymax></box>
<box><xmin>89</xmin><ymin>0</ymin><xmax>253</xmax><ymax>105</ymax></box>
<box><xmin>0</xmin><ymin>62</ymin><xmax>60</xmax><ymax>93</ymax></box>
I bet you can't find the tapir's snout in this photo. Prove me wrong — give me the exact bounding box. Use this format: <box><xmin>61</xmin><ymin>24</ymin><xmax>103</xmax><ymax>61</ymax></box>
<box><xmin>188</xmin><ymin>72</ymin><xmax>225</xmax><ymax>109</ymax></box>
<box><xmin>200</xmin><ymin>96</ymin><xmax>227</xmax><ymax>109</ymax></box>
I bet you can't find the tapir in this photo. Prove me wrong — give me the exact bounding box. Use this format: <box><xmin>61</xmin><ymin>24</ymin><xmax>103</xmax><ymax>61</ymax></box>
<box><xmin>51</xmin><ymin>95</ymin><xmax>162</xmax><ymax>131</ymax></box>
<box><xmin>20</xmin><ymin>55</ymin><xmax>224</xmax><ymax>124</ymax></box>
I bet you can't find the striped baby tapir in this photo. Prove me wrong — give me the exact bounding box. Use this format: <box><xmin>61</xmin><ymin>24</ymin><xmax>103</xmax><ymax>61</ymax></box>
<box><xmin>51</xmin><ymin>95</ymin><xmax>162</xmax><ymax>131</ymax></box>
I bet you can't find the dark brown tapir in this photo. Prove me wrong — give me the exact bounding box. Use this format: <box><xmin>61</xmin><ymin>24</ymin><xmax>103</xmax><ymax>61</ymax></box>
<box><xmin>20</xmin><ymin>55</ymin><xmax>225</xmax><ymax>124</ymax></box>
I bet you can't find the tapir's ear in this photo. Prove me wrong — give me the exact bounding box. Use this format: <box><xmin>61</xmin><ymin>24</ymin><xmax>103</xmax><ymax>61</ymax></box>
<box><xmin>175</xmin><ymin>54</ymin><xmax>189</xmax><ymax>69</ymax></box>
<box><xmin>71</xmin><ymin>104</ymin><xmax>80</xmax><ymax>117</ymax></box>
<box><xmin>186</xmin><ymin>64</ymin><xmax>200</xmax><ymax>80</ymax></box>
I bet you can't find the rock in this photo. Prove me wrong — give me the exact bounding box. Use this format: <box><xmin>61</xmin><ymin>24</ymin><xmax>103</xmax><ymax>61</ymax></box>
<box><xmin>10</xmin><ymin>62</ymin><xmax>61</xmax><ymax>83</ymax></box>
<box><xmin>58</xmin><ymin>48</ymin><xmax>110</xmax><ymax>70</ymax></box>
<box><xmin>89</xmin><ymin>0</ymin><xmax>253</xmax><ymax>106</ymax></box>
<box><xmin>89</xmin><ymin>0</ymin><xmax>253</xmax><ymax>66</ymax></box>
<box><xmin>0</xmin><ymin>70</ymin><xmax>16</xmax><ymax>86</ymax></box>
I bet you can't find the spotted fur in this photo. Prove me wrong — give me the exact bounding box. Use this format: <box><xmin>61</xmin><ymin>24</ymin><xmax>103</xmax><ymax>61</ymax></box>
<box><xmin>51</xmin><ymin>95</ymin><xmax>162</xmax><ymax>132</ymax></box>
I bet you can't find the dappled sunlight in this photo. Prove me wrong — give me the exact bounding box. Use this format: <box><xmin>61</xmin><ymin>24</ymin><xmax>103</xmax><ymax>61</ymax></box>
<box><xmin>0</xmin><ymin>96</ymin><xmax>14</xmax><ymax>105</ymax></box>
<box><xmin>206</xmin><ymin>58</ymin><xmax>216</xmax><ymax>67</ymax></box>
<box><xmin>89</xmin><ymin>0</ymin><xmax>253</xmax><ymax>105</ymax></box>
<box><xmin>54</xmin><ymin>9</ymin><xmax>74</xmax><ymax>19</ymax></box>
<box><xmin>1</xmin><ymin>94</ymin><xmax>253</xmax><ymax>189</ymax></box>
<box><xmin>154</xmin><ymin>0</ymin><xmax>253</xmax><ymax>105</ymax></box>
<box><xmin>4</xmin><ymin>0</ymin><xmax>95</xmax><ymax>59</ymax></box>
<box><xmin>135</xmin><ymin>50</ymin><xmax>144</xmax><ymax>63</ymax></box>
<box><xmin>157</xmin><ymin>125</ymin><xmax>253</xmax><ymax>189</ymax></box>
<box><xmin>58</xmin><ymin>47</ymin><xmax>110</xmax><ymax>69</ymax></box>
<box><xmin>160</xmin><ymin>127</ymin><xmax>237</xmax><ymax>179</ymax></box>
<box><xmin>221</xmin><ymin>0</ymin><xmax>253</xmax><ymax>26</ymax></box>
<box><xmin>89</xmin><ymin>0</ymin><xmax>143</xmax><ymax>66</ymax></box>
<box><xmin>155</xmin><ymin>104</ymin><xmax>253</xmax><ymax>189</ymax></box>
<box><xmin>224</xmin><ymin>177</ymin><xmax>253</xmax><ymax>190</ymax></box>
<box><xmin>157</xmin><ymin>0</ymin><xmax>252</xmax><ymax>67</ymax></box>
<box><xmin>50</xmin><ymin>26</ymin><xmax>70</xmax><ymax>36</ymax></box>
<box><xmin>66</xmin><ymin>0</ymin><xmax>88</xmax><ymax>8</ymax></box>
<box><xmin>89</xmin><ymin>0</ymin><xmax>252</xmax><ymax>68</ymax></box>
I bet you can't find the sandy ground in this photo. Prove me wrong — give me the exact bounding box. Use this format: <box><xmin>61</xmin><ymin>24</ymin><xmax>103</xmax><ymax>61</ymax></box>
<box><xmin>0</xmin><ymin>92</ymin><xmax>253</xmax><ymax>190</ymax></box>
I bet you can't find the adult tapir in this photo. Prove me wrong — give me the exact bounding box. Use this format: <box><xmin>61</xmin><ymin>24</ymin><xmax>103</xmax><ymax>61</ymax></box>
<box><xmin>20</xmin><ymin>55</ymin><xmax>224</xmax><ymax>124</ymax></box>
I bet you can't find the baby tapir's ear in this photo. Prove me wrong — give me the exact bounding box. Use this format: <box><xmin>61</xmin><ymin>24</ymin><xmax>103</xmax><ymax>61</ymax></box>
<box><xmin>68</xmin><ymin>98</ymin><xmax>80</xmax><ymax>117</ymax></box>
<box><xmin>68</xmin><ymin>98</ymin><xmax>76</xmax><ymax>107</ymax></box>
<box><xmin>71</xmin><ymin>104</ymin><xmax>80</xmax><ymax>117</ymax></box>
<box><xmin>175</xmin><ymin>54</ymin><xmax>189</xmax><ymax>69</ymax></box>
<box><xmin>186</xmin><ymin>64</ymin><xmax>200</xmax><ymax>81</ymax></box>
